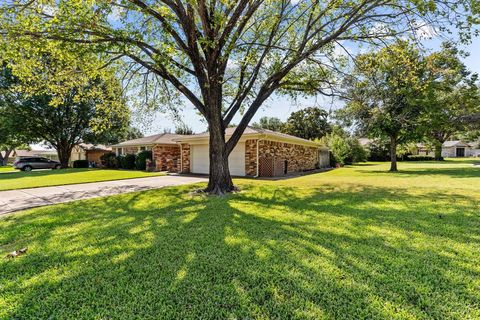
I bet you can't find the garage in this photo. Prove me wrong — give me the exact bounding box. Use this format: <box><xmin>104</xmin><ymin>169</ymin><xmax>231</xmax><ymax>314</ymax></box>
<box><xmin>190</xmin><ymin>142</ymin><xmax>246</xmax><ymax>176</ymax></box>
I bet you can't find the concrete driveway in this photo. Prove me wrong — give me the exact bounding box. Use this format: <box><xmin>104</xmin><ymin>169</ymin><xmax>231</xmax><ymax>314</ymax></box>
<box><xmin>0</xmin><ymin>175</ymin><xmax>207</xmax><ymax>215</ymax></box>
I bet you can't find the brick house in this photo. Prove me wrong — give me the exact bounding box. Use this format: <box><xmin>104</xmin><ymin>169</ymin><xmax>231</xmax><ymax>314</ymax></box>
<box><xmin>112</xmin><ymin>127</ymin><xmax>330</xmax><ymax>177</ymax></box>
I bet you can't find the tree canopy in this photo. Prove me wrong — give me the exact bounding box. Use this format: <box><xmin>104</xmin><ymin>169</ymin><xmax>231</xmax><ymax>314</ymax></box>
<box><xmin>0</xmin><ymin>53</ymin><xmax>129</xmax><ymax>168</ymax></box>
<box><xmin>340</xmin><ymin>41</ymin><xmax>428</xmax><ymax>171</ymax></box>
<box><xmin>2</xmin><ymin>0</ymin><xmax>479</xmax><ymax>192</ymax></box>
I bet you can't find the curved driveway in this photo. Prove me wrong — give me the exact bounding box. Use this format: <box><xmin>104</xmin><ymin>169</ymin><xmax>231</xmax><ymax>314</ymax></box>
<box><xmin>0</xmin><ymin>175</ymin><xmax>207</xmax><ymax>215</ymax></box>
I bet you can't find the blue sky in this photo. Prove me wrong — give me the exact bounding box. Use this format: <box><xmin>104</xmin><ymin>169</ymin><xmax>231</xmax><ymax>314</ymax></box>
<box><xmin>140</xmin><ymin>38</ymin><xmax>480</xmax><ymax>135</ymax></box>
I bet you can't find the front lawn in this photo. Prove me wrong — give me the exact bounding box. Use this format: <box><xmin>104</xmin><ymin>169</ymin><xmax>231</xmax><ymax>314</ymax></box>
<box><xmin>1</xmin><ymin>160</ymin><xmax>479</xmax><ymax>319</ymax></box>
<box><xmin>0</xmin><ymin>168</ymin><xmax>165</xmax><ymax>191</ymax></box>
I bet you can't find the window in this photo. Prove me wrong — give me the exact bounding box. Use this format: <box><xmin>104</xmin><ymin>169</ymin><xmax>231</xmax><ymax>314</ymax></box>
<box><xmin>140</xmin><ymin>146</ymin><xmax>146</xmax><ymax>151</ymax></box>
<box><xmin>117</xmin><ymin>148</ymin><xmax>123</xmax><ymax>156</ymax></box>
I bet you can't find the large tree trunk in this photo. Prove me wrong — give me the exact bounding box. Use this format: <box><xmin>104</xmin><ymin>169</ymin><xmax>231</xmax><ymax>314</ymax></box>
<box><xmin>56</xmin><ymin>142</ymin><xmax>72</xmax><ymax>169</ymax></box>
<box><xmin>389</xmin><ymin>134</ymin><xmax>398</xmax><ymax>172</ymax></box>
<box><xmin>434</xmin><ymin>141</ymin><xmax>444</xmax><ymax>161</ymax></box>
<box><xmin>0</xmin><ymin>149</ymin><xmax>12</xmax><ymax>166</ymax></box>
<box><xmin>1</xmin><ymin>149</ymin><xmax>13</xmax><ymax>166</ymax></box>
<box><xmin>204</xmin><ymin>122</ymin><xmax>235</xmax><ymax>195</ymax></box>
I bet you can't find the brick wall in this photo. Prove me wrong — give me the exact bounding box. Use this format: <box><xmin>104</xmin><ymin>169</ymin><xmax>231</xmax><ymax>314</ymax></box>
<box><xmin>86</xmin><ymin>150</ymin><xmax>110</xmax><ymax>166</ymax></box>
<box><xmin>153</xmin><ymin>145</ymin><xmax>181</xmax><ymax>172</ymax></box>
<box><xmin>245</xmin><ymin>139</ymin><xmax>319</xmax><ymax>177</ymax></box>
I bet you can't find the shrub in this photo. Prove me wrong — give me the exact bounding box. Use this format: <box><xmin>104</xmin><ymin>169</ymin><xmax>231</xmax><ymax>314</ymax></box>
<box><xmin>403</xmin><ymin>155</ymin><xmax>436</xmax><ymax>161</ymax></box>
<box><xmin>120</xmin><ymin>153</ymin><xmax>136</xmax><ymax>170</ymax></box>
<box><xmin>367</xmin><ymin>140</ymin><xmax>390</xmax><ymax>161</ymax></box>
<box><xmin>135</xmin><ymin>150</ymin><xmax>153</xmax><ymax>170</ymax></box>
<box><xmin>100</xmin><ymin>152</ymin><xmax>118</xmax><ymax>168</ymax></box>
<box><xmin>325</xmin><ymin>130</ymin><xmax>367</xmax><ymax>166</ymax></box>
<box><xmin>73</xmin><ymin>159</ymin><xmax>89</xmax><ymax>168</ymax></box>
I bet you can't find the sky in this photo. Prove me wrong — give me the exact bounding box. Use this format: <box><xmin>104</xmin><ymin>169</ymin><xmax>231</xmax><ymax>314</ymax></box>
<box><xmin>137</xmin><ymin>36</ymin><xmax>480</xmax><ymax>136</ymax></box>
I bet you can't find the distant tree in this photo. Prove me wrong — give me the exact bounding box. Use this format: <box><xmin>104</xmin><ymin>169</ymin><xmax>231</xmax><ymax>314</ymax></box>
<box><xmin>283</xmin><ymin>108</ymin><xmax>331</xmax><ymax>140</ymax></box>
<box><xmin>251</xmin><ymin>117</ymin><xmax>284</xmax><ymax>132</ymax></box>
<box><xmin>1</xmin><ymin>54</ymin><xmax>129</xmax><ymax>168</ymax></box>
<box><xmin>420</xmin><ymin>43</ymin><xmax>480</xmax><ymax>160</ymax></box>
<box><xmin>175</xmin><ymin>123</ymin><xmax>194</xmax><ymax>135</ymax></box>
<box><xmin>124</xmin><ymin>127</ymin><xmax>144</xmax><ymax>140</ymax></box>
<box><xmin>341</xmin><ymin>41</ymin><xmax>427</xmax><ymax>171</ymax></box>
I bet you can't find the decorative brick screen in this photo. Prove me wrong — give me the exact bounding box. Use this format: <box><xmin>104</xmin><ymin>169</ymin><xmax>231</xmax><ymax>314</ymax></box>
<box><xmin>259</xmin><ymin>157</ymin><xmax>274</xmax><ymax>177</ymax></box>
<box><xmin>259</xmin><ymin>157</ymin><xmax>286</xmax><ymax>177</ymax></box>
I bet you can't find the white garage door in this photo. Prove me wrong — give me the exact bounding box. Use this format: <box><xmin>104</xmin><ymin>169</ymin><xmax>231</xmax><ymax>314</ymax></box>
<box><xmin>191</xmin><ymin>143</ymin><xmax>246</xmax><ymax>176</ymax></box>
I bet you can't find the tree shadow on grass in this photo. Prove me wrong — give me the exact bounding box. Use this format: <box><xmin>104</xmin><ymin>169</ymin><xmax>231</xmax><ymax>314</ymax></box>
<box><xmin>1</xmin><ymin>183</ymin><xmax>479</xmax><ymax>319</ymax></box>
<box><xmin>363</xmin><ymin>166</ymin><xmax>480</xmax><ymax>178</ymax></box>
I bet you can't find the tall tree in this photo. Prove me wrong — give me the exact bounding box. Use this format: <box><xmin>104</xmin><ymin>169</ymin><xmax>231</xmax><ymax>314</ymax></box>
<box><xmin>283</xmin><ymin>107</ymin><xmax>331</xmax><ymax>140</ymax></box>
<box><xmin>421</xmin><ymin>44</ymin><xmax>480</xmax><ymax>160</ymax></box>
<box><xmin>340</xmin><ymin>41</ymin><xmax>427</xmax><ymax>171</ymax></box>
<box><xmin>2</xmin><ymin>0</ymin><xmax>478</xmax><ymax>192</ymax></box>
<box><xmin>0</xmin><ymin>65</ymin><xmax>31</xmax><ymax>165</ymax></box>
<box><xmin>1</xmin><ymin>55</ymin><xmax>129</xmax><ymax>168</ymax></box>
<box><xmin>251</xmin><ymin>117</ymin><xmax>284</xmax><ymax>132</ymax></box>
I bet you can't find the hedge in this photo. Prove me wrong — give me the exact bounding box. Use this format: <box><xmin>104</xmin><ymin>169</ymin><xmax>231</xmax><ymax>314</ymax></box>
<box><xmin>72</xmin><ymin>160</ymin><xmax>89</xmax><ymax>168</ymax></box>
<box><xmin>135</xmin><ymin>150</ymin><xmax>153</xmax><ymax>170</ymax></box>
<box><xmin>100</xmin><ymin>152</ymin><xmax>118</xmax><ymax>168</ymax></box>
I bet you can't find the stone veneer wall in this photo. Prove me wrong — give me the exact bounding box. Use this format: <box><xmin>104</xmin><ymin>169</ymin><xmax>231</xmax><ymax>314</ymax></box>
<box><xmin>244</xmin><ymin>139</ymin><xmax>318</xmax><ymax>176</ymax></box>
<box><xmin>153</xmin><ymin>145</ymin><xmax>181</xmax><ymax>172</ymax></box>
<box><xmin>181</xmin><ymin>144</ymin><xmax>190</xmax><ymax>173</ymax></box>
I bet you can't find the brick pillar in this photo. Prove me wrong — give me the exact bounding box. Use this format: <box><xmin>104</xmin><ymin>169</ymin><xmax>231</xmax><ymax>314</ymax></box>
<box><xmin>153</xmin><ymin>146</ymin><xmax>164</xmax><ymax>171</ymax></box>
<box><xmin>245</xmin><ymin>139</ymin><xmax>258</xmax><ymax>176</ymax></box>
<box><xmin>181</xmin><ymin>144</ymin><xmax>190</xmax><ymax>173</ymax></box>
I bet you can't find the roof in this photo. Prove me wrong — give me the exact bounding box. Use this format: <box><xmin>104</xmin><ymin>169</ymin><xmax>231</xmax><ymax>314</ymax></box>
<box><xmin>111</xmin><ymin>133</ymin><xmax>186</xmax><ymax>147</ymax></box>
<box><xmin>175</xmin><ymin>126</ymin><xmax>323</xmax><ymax>148</ymax></box>
<box><xmin>78</xmin><ymin>143</ymin><xmax>112</xmax><ymax>151</ymax></box>
<box><xmin>442</xmin><ymin>140</ymin><xmax>472</xmax><ymax>148</ymax></box>
<box><xmin>14</xmin><ymin>149</ymin><xmax>57</xmax><ymax>157</ymax></box>
<box><xmin>358</xmin><ymin>138</ymin><xmax>373</xmax><ymax>146</ymax></box>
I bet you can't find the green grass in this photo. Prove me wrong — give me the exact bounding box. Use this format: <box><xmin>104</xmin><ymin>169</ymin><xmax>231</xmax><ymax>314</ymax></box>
<box><xmin>1</xmin><ymin>160</ymin><xmax>479</xmax><ymax>319</ymax></box>
<box><xmin>0</xmin><ymin>165</ymin><xmax>14</xmax><ymax>172</ymax></box>
<box><xmin>0</xmin><ymin>168</ymin><xmax>165</xmax><ymax>191</ymax></box>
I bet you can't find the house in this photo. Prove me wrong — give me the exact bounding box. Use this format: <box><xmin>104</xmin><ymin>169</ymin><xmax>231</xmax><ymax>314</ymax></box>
<box><xmin>441</xmin><ymin>140</ymin><xmax>480</xmax><ymax>158</ymax></box>
<box><xmin>112</xmin><ymin>127</ymin><xmax>330</xmax><ymax>177</ymax></box>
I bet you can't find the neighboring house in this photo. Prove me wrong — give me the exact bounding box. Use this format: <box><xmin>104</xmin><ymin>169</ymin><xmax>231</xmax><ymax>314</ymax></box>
<box><xmin>358</xmin><ymin>138</ymin><xmax>373</xmax><ymax>148</ymax></box>
<box><xmin>441</xmin><ymin>140</ymin><xmax>480</xmax><ymax>158</ymax></box>
<box><xmin>413</xmin><ymin>143</ymin><xmax>433</xmax><ymax>156</ymax></box>
<box><xmin>111</xmin><ymin>134</ymin><xmax>184</xmax><ymax>156</ymax></box>
<box><xmin>113</xmin><ymin>127</ymin><xmax>330</xmax><ymax>177</ymax></box>
<box><xmin>10</xmin><ymin>143</ymin><xmax>112</xmax><ymax>166</ymax></box>
<box><xmin>71</xmin><ymin>143</ymin><xmax>112</xmax><ymax>166</ymax></box>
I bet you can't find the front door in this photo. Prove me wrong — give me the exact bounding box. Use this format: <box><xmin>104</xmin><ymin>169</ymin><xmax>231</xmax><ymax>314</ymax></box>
<box><xmin>456</xmin><ymin>147</ymin><xmax>465</xmax><ymax>157</ymax></box>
